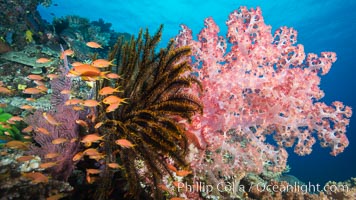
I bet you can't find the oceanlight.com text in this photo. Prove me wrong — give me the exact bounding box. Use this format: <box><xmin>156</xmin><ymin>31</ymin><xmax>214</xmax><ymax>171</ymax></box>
<box><xmin>176</xmin><ymin>180</ymin><xmax>349</xmax><ymax>194</ymax></box>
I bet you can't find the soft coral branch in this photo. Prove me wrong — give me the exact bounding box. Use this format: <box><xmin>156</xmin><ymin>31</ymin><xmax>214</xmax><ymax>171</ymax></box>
<box><xmin>175</xmin><ymin>6</ymin><xmax>352</xmax><ymax>176</ymax></box>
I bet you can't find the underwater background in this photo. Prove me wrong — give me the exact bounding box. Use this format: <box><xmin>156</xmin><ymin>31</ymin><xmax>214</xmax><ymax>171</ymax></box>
<box><xmin>38</xmin><ymin>0</ymin><xmax>356</xmax><ymax>186</ymax></box>
<box><xmin>0</xmin><ymin>0</ymin><xmax>356</xmax><ymax>200</ymax></box>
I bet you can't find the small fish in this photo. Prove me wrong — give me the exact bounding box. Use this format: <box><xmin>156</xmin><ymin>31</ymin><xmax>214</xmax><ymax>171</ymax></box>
<box><xmin>22</xmin><ymin>172</ymin><xmax>49</xmax><ymax>183</ymax></box>
<box><xmin>44</xmin><ymin>152</ymin><xmax>60</xmax><ymax>159</ymax></box>
<box><xmin>8</xmin><ymin>116</ymin><xmax>24</xmax><ymax>122</ymax></box>
<box><xmin>16</xmin><ymin>155</ymin><xmax>35</xmax><ymax>162</ymax></box>
<box><xmin>81</xmin><ymin>133</ymin><xmax>105</xmax><ymax>143</ymax></box>
<box><xmin>36</xmin><ymin>58</ymin><xmax>51</xmax><ymax>63</ymax></box>
<box><xmin>33</xmin><ymin>80</ymin><xmax>45</xmax><ymax>86</ymax></box>
<box><xmin>102</xmin><ymin>95</ymin><xmax>127</xmax><ymax>105</ymax></box>
<box><xmin>167</xmin><ymin>163</ymin><xmax>178</xmax><ymax>172</ymax></box>
<box><xmin>60</xmin><ymin>89</ymin><xmax>71</xmax><ymax>94</ymax></box>
<box><xmin>70</xmin><ymin>138</ymin><xmax>78</xmax><ymax>143</ymax></box>
<box><xmin>72</xmin><ymin>106</ymin><xmax>84</xmax><ymax>111</ymax></box>
<box><xmin>86</xmin><ymin>41</ymin><xmax>102</xmax><ymax>49</ymax></box>
<box><xmin>25</xmin><ymin>98</ymin><xmax>36</xmax><ymax>102</ymax></box>
<box><xmin>43</xmin><ymin>112</ymin><xmax>61</xmax><ymax>126</ymax></box>
<box><xmin>23</xmin><ymin>135</ymin><xmax>32</xmax><ymax>140</ymax></box>
<box><xmin>68</xmin><ymin>64</ymin><xmax>102</xmax><ymax>78</ymax></box>
<box><xmin>86</xmin><ymin>168</ymin><xmax>101</xmax><ymax>174</ymax></box>
<box><xmin>75</xmin><ymin>119</ymin><xmax>88</xmax><ymax>127</ymax></box>
<box><xmin>92</xmin><ymin>59</ymin><xmax>115</xmax><ymax>68</ymax></box>
<box><xmin>27</xmin><ymin>74</ymin><xmax>44</xmax><ymax>80</ymax></box>
<box><xmin>65</xmin><ymin>98</ymin><xmax>83</xmax><ymax>105</ymax></box>
<box><xmin>23</xmin><ymin>87</ymin><xmax>43</xmax><ymax>94</ymax></box>
<box><xmin>99</xmin><ymin>86</ymin><xmax>122</xmax><ymax>96</ymax></box>
<box><xmin>5</xmin><ymin>140</ymin><xmax>29</xmax><ymax>150</ymax></box>
<box><xmin>60</xmin><ymin>49</ymin><xmax>75</xmax><ymax>59</ymax></box>
<box><xmin>115</xmin><ymin>139</ymin><xmax>134</xmax><ymax>148</ymax></box>
<box><xmin>107</xmin><ymin>162</ymin><xmax>121</xmax><ymax>169</ymax></box>
<box><xmin>0</xmin><ymin>103</ymin><xmax>7</xmax><ymax>107</ymax></box>
<box><xmin>105</xmin><ymin>73</ymin><xmax>121</xmax><ymax>79</ymax></box>
<box><xmin>82</xmin><ymin>99</ymin><xmax>100</xmax><ymax>107</ymax></box>
<box><xmin>51</xmin><ymin>138</ymin><xmax>68</xmax><ymax>144</ymax></box>
<box><xmin>39</xmin><ymin>161</ymin><xmax>57</xmax><ymax>169</ymax></box>
<box><xmin>36</xmin><ymin>127</ymin><xmax>50</xmax><ymax>135</ymax></box>
<box><xmin>22</xmin><ymin>125</ymin><xmax>33</xmax><ymax>133</ymax></box>
<box><xmin>94</xmin><ymin>122</ymin><xmax>103</xmax><ymax>129</ymax></box>
<box><xmin>0</xmin><ymin>86</ymin><xmax>12</xmax><ymax>94</ymax></box>
<box><xmin>105</xmin><ymin>102</ymin><xmax>120</xmax><ymax>113</ymax></box>
<box><xmin>36</xmin><ymin>85</ymin><xmax>48</xmax><ymax>92</ymax></box>
<box><xmin>72</xmin><ymin>152</ymin><xmax>84</xmax><ymax>161</ymax></box>
<box><xmin>20</xmin><ymin>105</ymin><xmax>35</xmax><ymax>110</ymax></box>
<box><xmin>175</xmin><ymin>170</ymin><xmax>192</xmax><ymax>177</ymax></box>
<box><xmin>47</xmin><ymin>74</ymin><xmax>59</xmax><ymax>80</ymax></box>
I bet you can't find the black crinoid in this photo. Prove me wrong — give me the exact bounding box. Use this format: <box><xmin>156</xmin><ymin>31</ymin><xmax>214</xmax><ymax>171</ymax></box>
<box><xmin>95</xmin><ymin>25</ymin><xmax>202</xmax><ymax>199</ymax></box>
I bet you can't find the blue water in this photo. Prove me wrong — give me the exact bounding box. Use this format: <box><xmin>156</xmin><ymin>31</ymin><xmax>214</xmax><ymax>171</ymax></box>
<box><xmin>38</xmin><ymin>0</ymin><xmax>356</xmax><ymax>185</ymax></box>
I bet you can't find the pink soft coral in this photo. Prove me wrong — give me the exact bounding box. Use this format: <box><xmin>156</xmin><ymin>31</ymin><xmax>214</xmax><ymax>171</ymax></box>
<box><xmin>175</xmin><ymin>6</ymin><xmax>352</xmax><ymax>176</ymax></box>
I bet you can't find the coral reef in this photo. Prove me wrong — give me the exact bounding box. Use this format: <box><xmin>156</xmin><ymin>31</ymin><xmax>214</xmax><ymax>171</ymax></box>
<box><xmin>0</xmin><ymin>0</ymin><xmax>48</xmax><ymax>50</ymax></box>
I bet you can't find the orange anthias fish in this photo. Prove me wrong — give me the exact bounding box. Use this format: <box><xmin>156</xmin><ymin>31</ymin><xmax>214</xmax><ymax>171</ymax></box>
<box><xmin>102</xmin><ymin>95</ymin><xmax>127</xmax><ymax>105</ymax></box>
<box><xmin>175</xmin><ymin>170</ymin><xmax>192</xmax><ymax>177</ymax></box>
<box><xmin>86</xmin><ymin>41</ymin><xmax>102</xmax><ymax>49</ymax></box>
<box><xmin>36</xmin><ymin>58</ymin><xmax>51</xmax><ymax>63</ymax></box>
<box><xmin>68</xmin><ymin>64</ymin><xmax>101</xmax><ymax>77</ymax></box>
<box><xmin>5</xmin><ymin>140</ymin><xmax>29</xmax><ymax>150</ymax></box>
<box><xmin>92</xmin><ymin>59</ymin><xmax>115</xmax><ymax>68</ymax></box>
<box><xmin>47</xmin><ymin>74</ymin><xmax>59</xmax><ymax>80</ymax></box>
<box><xmin>20</xmin><ymin>105</ymin><xmax>35</xmax><ymax>110</ymax></box>
<box><xmin>72</xmin><ymin>152</ymin><xmax>84</xmax><ymax>161</ymax></box>
<box><xmin>115</xmin><ymin>139</ymin><xmax>134</xmax><ymax>148</ymax></box>
<box><xmin>65</xmin><ymin>98</ymin><xmax>83</xmax><ymax>105</ymax></box>
<box><xmin>94</xmin><ymin>122</ymin><xmax>103</xmax><ymax>129</ymax></box>
<box><xmin>0</xmin><ymin>86</ymin><xmax>12</xmax><ymax>94</ymax></box>
<box><xmin>44</xmin><ymin>152</ymin><xmax>60</xmax><ymax>159</ymax></box>
<box><xmin>23</xmin><ymin>87</ymin><xmax>43</xmax><ymax>94</ymax></box>
<box><xmin>105</xmin><ymin>102</ymin><xmax>120</xmax><ymax>113</ymax></box>
<box><xmin>75</xmin><ymin>119</ymin><xmax>88</xmax><ymax>127</ymax></box>
<box><xmin>86</xmin><ymin>168</ymin><xmax>101</xmax><ymax>175</ymax></box>
<box><xmin>27</xmin><ymin>74</ymin><xmax>44</xmax><ymax>80</ymax></box>
<box><xmin>36</xmin><ymin>85</ymin><xmax>48</xmax><ymax>92</ymax></box>
<box><xmin>105</xmin><ymin>73</ymin><xmax>121</xmax><ymax>79</ymax></box>
<box><xmin>43</xmin><ymin>112</ymin><xmax>61</xmax><ymax>126</ymax></box>
<box><xmin>22</xmin><ymin>125</ymin><xmax>33</xmax><ymax>133</ymax></box>
<box><xmin>60</xmin><ymin>49</ymin><xmax>75</xmax><ymax>59</ymax></box>
<box><xmin>60</xmin><ymin>89</ymin><xmax>71</xmax><ymax>95</ymax></box>
<box><xmin>81</xmin><ymin>133</ymin><xmax>105</xmax><ymax>144</ymax></box>
<box><xmin>8</xmin><ymin>116</ymin><xmax>24</xmax><ymax>122</ymax></box>
<box><xmin>98</xmin><ymin>86</ymin><xmax>122</xmax><ymax>96</ymax></box>
<box><xmin>36</xmin><ymin>127</ymin><xmax>51</xmax><ymax>135</ymax></box>
<box><xmin>22</xmin><ymin>172</ymin><xmax>49</xmax><ymax>183</ymax></box>
<box><xmin>16</xmin><ymin>155</ymin><xmax>35</xmax><ymax>162</ymax></box>
<box><xmin>81</xmin><ymin>99</ymin><xmax>100</xmax><ymax>107</ymax></box>
<box><xmin>51</xmin><ymin>138</ymin><xmax>68</xmax><ymax>145</ymax></box>
<box><xmin>39</xmin><ymin>161</ymin><xmax>58</xmax><ymax>169</ymax></box>
<box><xmin>107</xmin><ymin>162</ymin><xmax>121</xmax><ymax>169</ymax></box>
